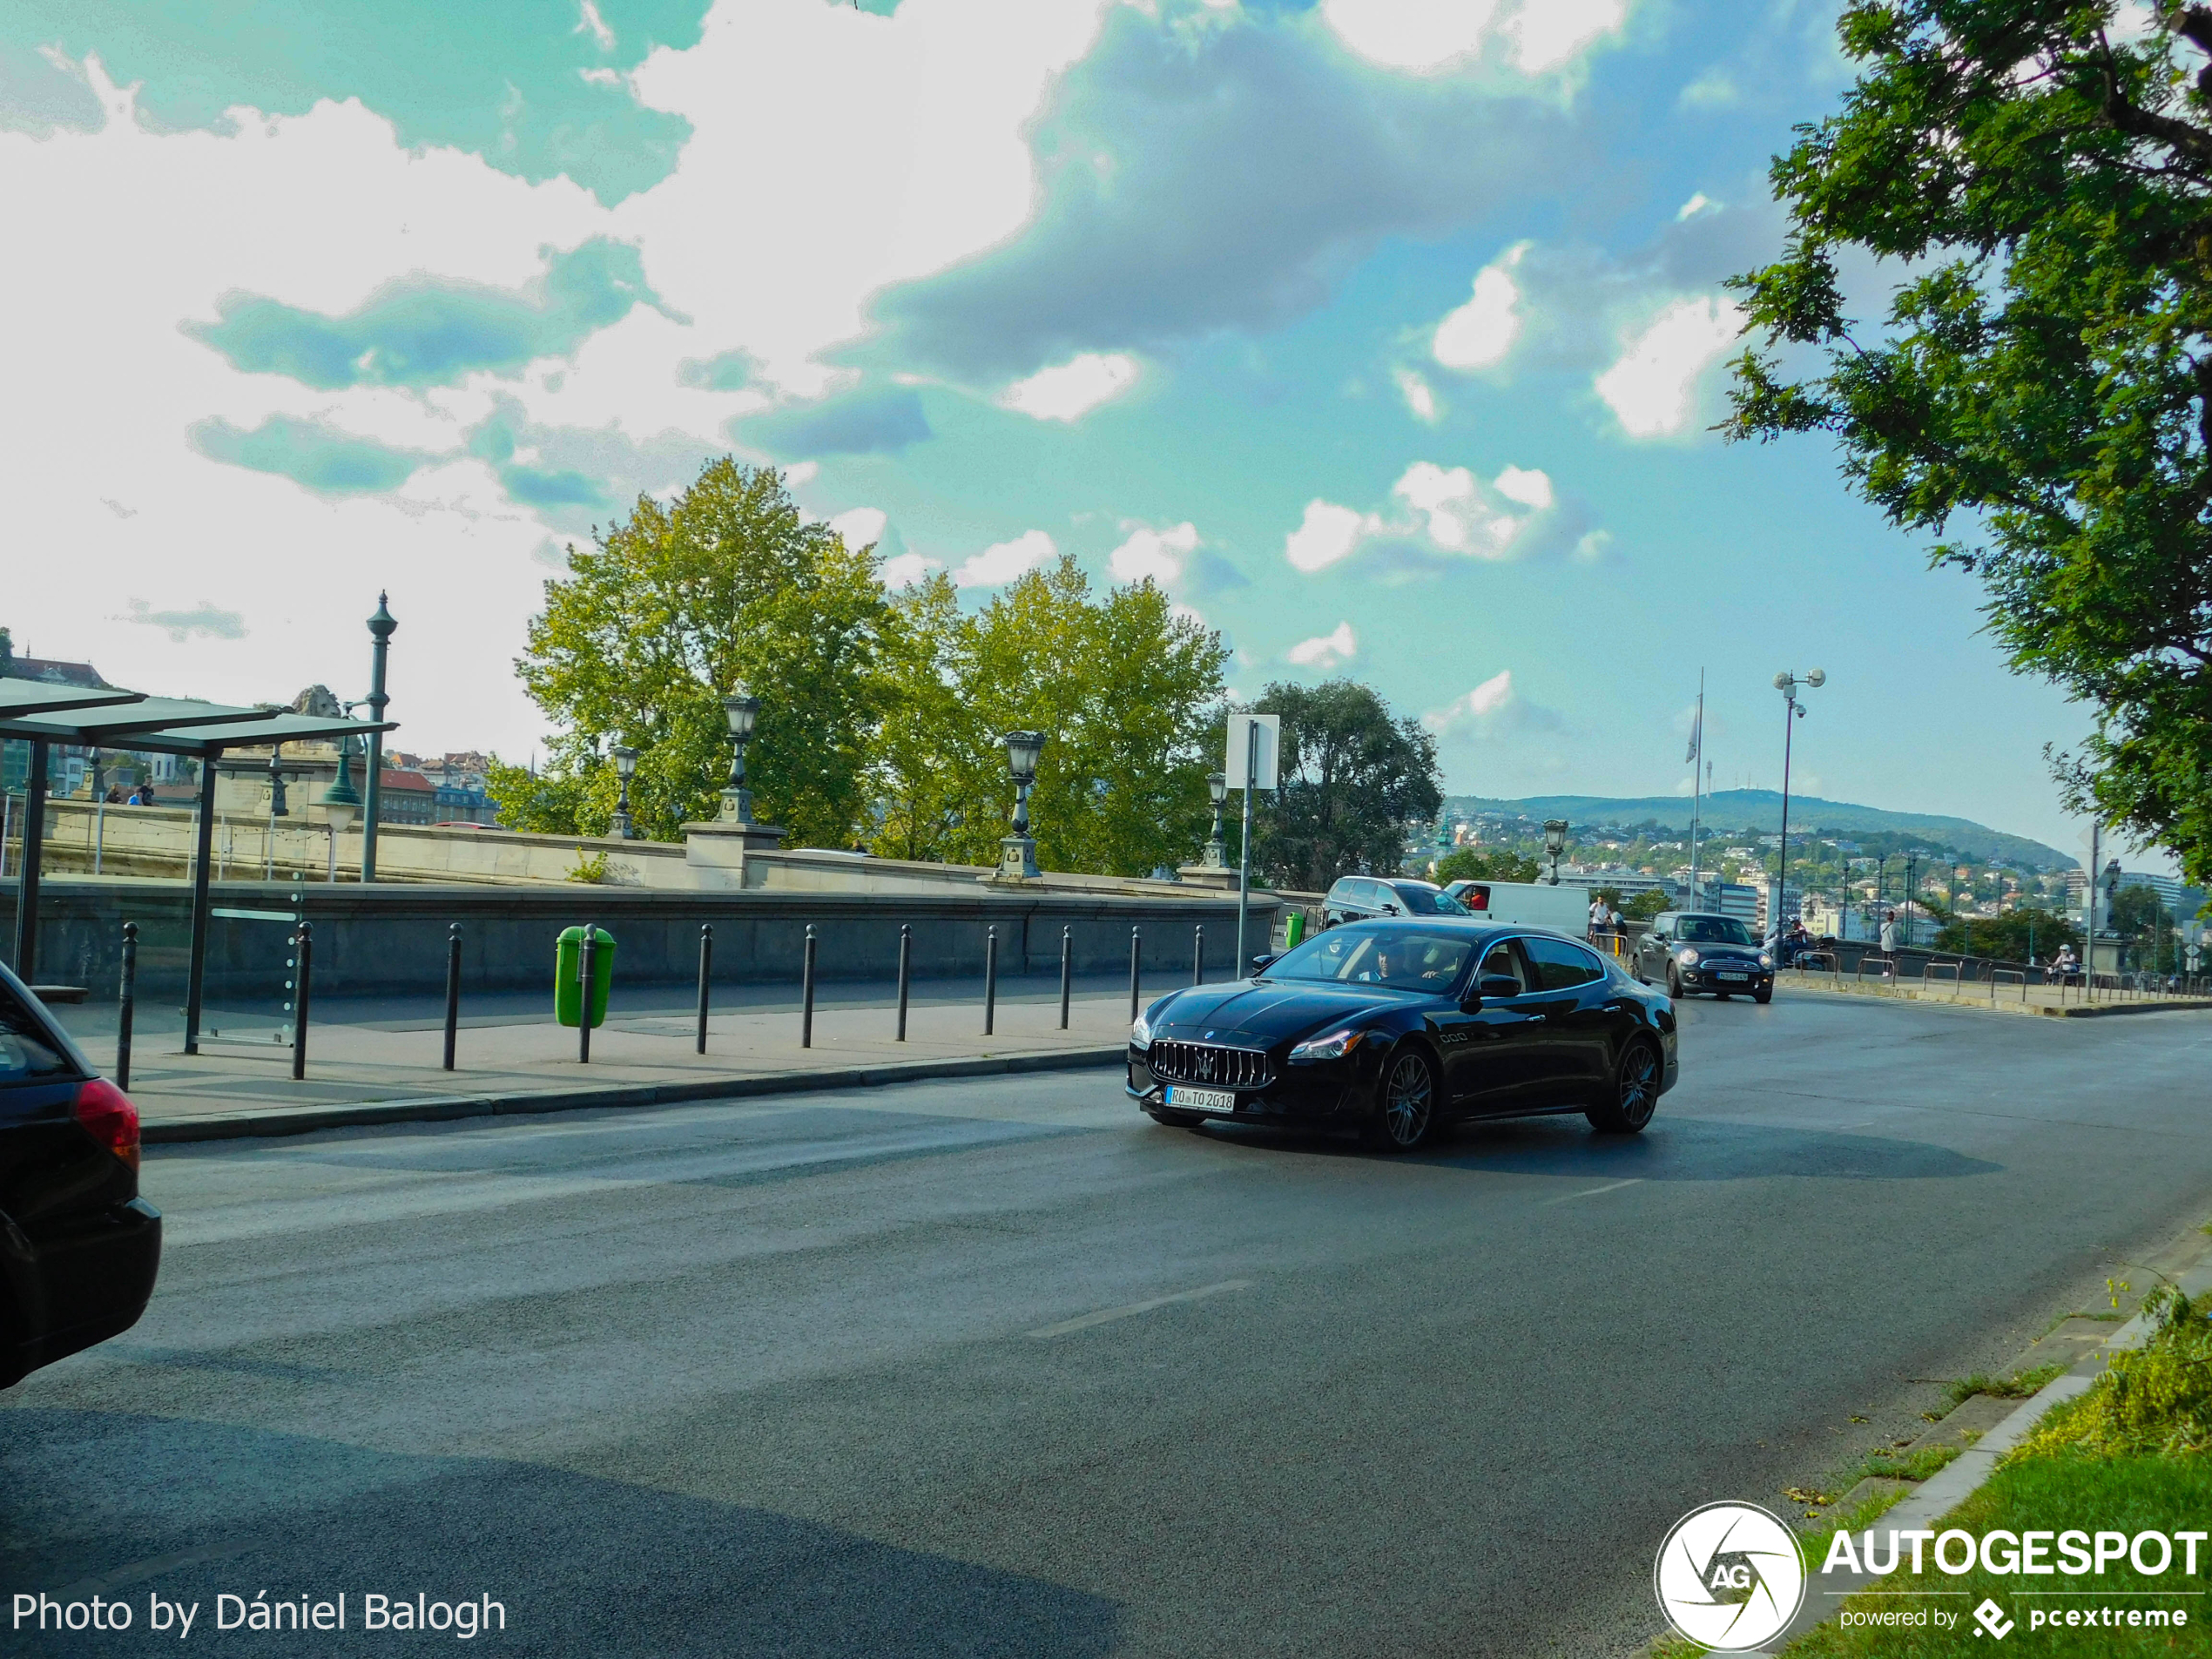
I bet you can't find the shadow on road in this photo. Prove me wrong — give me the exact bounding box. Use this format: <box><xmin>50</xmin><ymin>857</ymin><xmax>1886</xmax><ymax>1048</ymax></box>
<box><xmin>1197</xmin><ymin>1114</ymin><xmax>2000</xmax><ymax>1184</ymax></box>
<box><xmin>0</xmin><ymin>1410</ymin><xmax>1121</xmax><ymax>1657</ymax></box>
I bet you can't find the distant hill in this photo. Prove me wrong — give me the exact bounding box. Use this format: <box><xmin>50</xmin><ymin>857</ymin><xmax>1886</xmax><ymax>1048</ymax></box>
<box><xmin>1447</xmin><ymin>789</ymin><xmax>2075</xmax><ymax>870</ymax></box>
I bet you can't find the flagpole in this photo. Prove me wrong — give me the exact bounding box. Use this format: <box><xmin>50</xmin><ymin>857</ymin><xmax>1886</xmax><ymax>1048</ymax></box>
<box><xmin>1687</xmin><ymin>671</ymin><xmax>1704</xmax><ymax>909</ymax></box>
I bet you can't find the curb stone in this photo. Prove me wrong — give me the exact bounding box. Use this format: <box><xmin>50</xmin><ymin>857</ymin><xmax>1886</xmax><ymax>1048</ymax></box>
<box><xmin>142</xmin><ymin>1047</ymin><xmax>1127</xmax><ymax>1145</ymax></box>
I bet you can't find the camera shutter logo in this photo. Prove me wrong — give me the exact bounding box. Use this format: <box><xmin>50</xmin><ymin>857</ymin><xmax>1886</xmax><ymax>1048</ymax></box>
<box><xmin>1973</xmin><ymin>1598</ymin><xmax>2013</xmax><ymax>1639</ymax></box>
<box><xmin>1654</xmin><ymin>1501</ymin><xmax>1806</xmax><ymax>1651</ymax></box>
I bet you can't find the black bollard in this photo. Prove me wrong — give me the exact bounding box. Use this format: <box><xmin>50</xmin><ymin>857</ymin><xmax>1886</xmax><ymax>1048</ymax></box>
<box><xmin>1059</xmin><ymin>924</ymin><xmax>1071</xmax><ymax>1030</ymax></box>
<box><xmin>984</xmin><ymin>924</ymin><xmax>998</xmax><ymax>1036</ymax></box>
<box><xmin>1194</xmin><ymin>922</ymin><xmax>1204</xmax><ymax>987</ymax></box>
<box><xmin>801</xmin><ymin>923</ymin><xmax>817</xmax><ymax>1049</ymax></box>
<box><xmin>1129</xmin><ymin>926</ymin><xmax>1141</xmax><ymax>1022</ymax></box>
<box><xmin>291</xmin><ymin>922</ymin><xmax>313</xmax><ymax>1081</ymax></box>
<box><xmin>578</xmin><ymin>923</ymin><xmax>597</xmax><ymax>1064</ymax></box>
<box><xmin>116</xmin><ymin>921</ymin><xmax>138</xmax><ymax>1091</ymax></box>
<box><xmin>696</xmin><ymin>923</ymin><xmax>712</xmax><ymax>1055</ymax></box>
<box><xmin>442</xmin><ymin>922</ymin><xmax>462</xmax><ymax>1070</ymax></box>
<box><xmin>896</xmin><ymin>923</ymin><xmax>911</xmax><ymax>1042</ymax></box>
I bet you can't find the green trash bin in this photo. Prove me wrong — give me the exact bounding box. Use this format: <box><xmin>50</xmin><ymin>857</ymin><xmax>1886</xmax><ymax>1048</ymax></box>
<box><xmin>1284</xmin><ymin>910</ymin><xmax>1306</xmax><ymax>949</ymax></box>
<box><xmin>556</xmin><ymin>926</ymin><xmax>615</xmax><ymax>1028</ymax></box>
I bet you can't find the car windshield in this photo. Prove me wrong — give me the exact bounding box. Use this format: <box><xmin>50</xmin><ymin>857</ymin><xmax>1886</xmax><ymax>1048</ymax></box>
<box><xmin>1676</xmin><ymin>916</ymin><xmax>1754</xmax><ymax>945</ymax></box>
<box><xmin>1390</xmin><ymin>884</ymin><xmax>1467</xmax><ymax>915</ymax></box>
<box><xmin>1264</xmin><ymin>925</ymin><xmax>1474</xmax><ymax>988</ymax></box>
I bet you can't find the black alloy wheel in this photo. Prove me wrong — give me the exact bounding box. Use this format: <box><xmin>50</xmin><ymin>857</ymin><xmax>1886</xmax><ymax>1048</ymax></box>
<box><xmin>1366</xmin><ymin>1046</ymin><xmax>1436</xmax><ymax>1151</ymax></box>
<box><xmin>1754</xmin><ymin>985</ymin><xmax>1774</xmax><ymax>1005</ymax></box>
<box><xmin>1665</xmin><ymin>964</ymin><xmax>1683</xmax><ymax>998</ymax></box>
<box><xmin>1588</xmin><ymin>1040</ymin><xmax>1660</xmax><ymax>1134</ymax></box>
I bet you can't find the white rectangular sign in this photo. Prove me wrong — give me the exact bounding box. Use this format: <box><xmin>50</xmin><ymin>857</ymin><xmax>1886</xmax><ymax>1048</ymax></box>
<box><xmin>1224</xmin><ymin>713</ymin><xmax>1280</xmax><ymax>791</ymax></box>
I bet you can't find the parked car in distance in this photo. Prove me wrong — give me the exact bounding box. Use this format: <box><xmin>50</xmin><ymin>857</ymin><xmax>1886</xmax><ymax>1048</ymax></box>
<box><xmin>1440</xmin><ymin>878</ymin><xmax>1593</xmax><ymax>936</ymax></box>
<box><xmin>1320</xmin><ymin>876</ymin><xmax>1467</xmax><ymax>927</ymax></box>
<box><xmin>1631</xmin><ymin>911</ymin><xmax>1774</xmax><ymax>1002</ymax></box>
<box><xmin>1128</xmin><ymin>917</ymin><xmax>1678</xmax><ymax>1151</ymax></box>
<box><xmin>0</xmin><ymin>961</ymin><xmax>161</xmax><ymax>1387</ymax></box>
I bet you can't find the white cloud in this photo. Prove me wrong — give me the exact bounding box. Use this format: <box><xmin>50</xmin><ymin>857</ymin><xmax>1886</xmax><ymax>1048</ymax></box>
<box><xmin>1492</xmin><ymin>464</ymin><xmax>1554</xmax><ymax>510</ymax></box>
<box><xmin>1594</xmin><ymin>296</ymin><xmax>1743</xmax><ymax>439</ymax></box>
<box><xmin>1108</xmin><ymin>519</ymin><xmax>1199</xmax><ymax>584</ymax></box>
<box><xmin>1392</xmin><ymin>461</ymin><xmax>1541</xmax><ymax>557</ymax></box>
<box><xmin>880</xmin><ymin>551</ymin><xmax>943</xmax><ymax>590</ymax></box>
<box><xmin>1285</xmin><ymin>500</ymin><xmax>1382</xmax><ymax>573</ymax></box>
<box><xmin>954</xmin><ymin>528</ymin><xmax>1057</xmax><ymax>587</ymax></box>
<box><xmin>1505</xmin><ymin>0</ymin><xmax>1627</xmax><ymax>74</ymax></box>
<box><xmin>1432</xmin><ymin>246</ymin><xmax>1526</xmax><ymax>372</ymax></box>
<box><xmin>1422</xmin><ymin>668</ymin><xmax>1563</xmax><ymax>738</ymax></box>
<box><xmin>1286</xmin><ymin>620</ymin><xmax>1358</xmax><ymax>668</ymax></box>
<box><xmin>998</xmin><ymin>352</ymin><xmax>1141</xmax><ymax>421</ymax></box>
<box><xmin>827</xmin><ymin>506</ymin><xmax>887</xmax><ymax>550</ymax></box>
<box><xmin>575</xmin><ymin>0</ymin><xmax>616</xmax><ymax>51</ymax></box>
<box><xmin>1678</xmin><ymin>67</ymin><xmax>1737</xmax><ymax>109</ymax></box>
<box><xmin>782</xmin><ymin>461</ymin><xmax>820</xmax><ymax>487</ymax></box>
<box><xmin>578</xmin><ymin>67</ymin><xmax>622</xmax><ymax>87</ymax></box>
<box><xmin>1318</xmin><ymin>0</ymin><xmax>1501</xmax><ymax>73</ymax></box>
<box><xmin>1394</xmin><ymin>367</ymin><xmax>1440</xmax><ymax>422</ymax></box>
<box><xmin>1675</xmin><ymin>192</ymin><xmax>1716</xmax><ymax>222</ymax></box>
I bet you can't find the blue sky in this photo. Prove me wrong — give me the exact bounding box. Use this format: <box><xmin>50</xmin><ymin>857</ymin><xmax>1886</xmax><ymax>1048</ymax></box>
<box><xmin>0</xmin><ymin>0</ymin><xmax>2120</xmax><ymax>860</ymax></box>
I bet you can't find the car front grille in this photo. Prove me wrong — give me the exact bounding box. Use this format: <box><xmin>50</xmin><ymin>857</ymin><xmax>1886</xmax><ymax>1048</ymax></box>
<box><xmin>1148</xmin><ymin>1041</ymin><xmax>1271</xmax><ymax>1090</ymax></box>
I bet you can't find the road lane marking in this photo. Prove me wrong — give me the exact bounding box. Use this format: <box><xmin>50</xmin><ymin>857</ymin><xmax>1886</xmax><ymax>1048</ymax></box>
<box><xmin>1026</xmin><ymin>1279</ymin><xmax>1251</xmax><ymax>1339</ymax></box>
<box><xmin>1541</xmin><ymin>1177</ymin><xmax>1644</xmax><ymax>1206</ymax></box>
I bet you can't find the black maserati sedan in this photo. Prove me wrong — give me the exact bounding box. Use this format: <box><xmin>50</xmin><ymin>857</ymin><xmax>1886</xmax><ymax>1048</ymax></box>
<box><xmin>1629</xmin><ymin>912</ymin><xmax>1775</xmax><ymax>1002</ymax></box>
<box><xmin>1127</xmin><ymin>918</ymin><xmax>1678</xmax><ymax>1150</ymax></box>
<box><xmin>0</xmin><ymin>961</ymin><xmax>161</xmax><ymax>1387</ymax></box>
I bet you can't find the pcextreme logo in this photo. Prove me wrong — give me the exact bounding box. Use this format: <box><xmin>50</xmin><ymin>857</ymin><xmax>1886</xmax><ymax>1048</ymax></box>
<box><xmin>1654</xmin><ymin>1501</ymin><xmax>1807</xmax><ymax>1652</ymax></box>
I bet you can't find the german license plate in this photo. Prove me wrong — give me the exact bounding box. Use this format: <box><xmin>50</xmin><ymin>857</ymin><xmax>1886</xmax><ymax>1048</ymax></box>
<box><xmin>1165</xmin><ymin>1085</ymin><xmax>1237</xmax><ymax>1114</ymax></box>
<box><xmin>1717</xmin><ymin>972</ymin><xmax>1750</xmax><ymax>982</ymax></box>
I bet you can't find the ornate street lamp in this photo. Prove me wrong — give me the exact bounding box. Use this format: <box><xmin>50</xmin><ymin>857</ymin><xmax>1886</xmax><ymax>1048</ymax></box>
<box><xmin>320</xmin><ymin>734</ymin><xmax>361</xmax><ymax>885</ymax></box>
<box><xmin>1773</xmin><ymin>668</ymin><xmax>1826</xmax><ymax>941</ymax></box>
<box><xmin>1542</xmin><ymin>819</ymin><xmax>1569</xmax><ymax>886</ymax></box>
<box><xmin>1204</xmin><ymin>771</ymin><xmax>1227</xmax><ymax>868</ymax></box>
<box><xmin>610</xmin><ymin>744</ymin><xmax>639</xmax><ymax>840</ymax></box>
<box><xmin>266</xmin><ymin>745</ymin><xmax>290</xmax><ymax>819</ymax></box>
<box><xmin>361</xmin><ymin>592</ymin><xmax>396</xmax><ymax>882</ymax></box>
<box><xmin>997</xmin><ymin>730</ymin><xmax>1047</xmax><ymax>880</ymax></box>
<box><xmin>721</xmin><ymin>690</ymin><xmax>760</xmax><ymax>824</ymax></box>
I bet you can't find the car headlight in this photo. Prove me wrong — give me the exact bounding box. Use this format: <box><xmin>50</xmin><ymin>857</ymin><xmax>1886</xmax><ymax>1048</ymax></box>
<box><xmin>1130</xmin><ymin>1013</ymin><xmax>1153</xmax><ymax>1049</ymax></box>
<box><xmin>1758</xmin><ymin>952</ymin><xmax>1774</xmax><ymax>969</ymax></box>
<box><xmin>1288</xmin><ymin>1027</ymin><xmax>1366</xmax><ymax>1063</ymax></box>
<box><xmin>1676</xmin><ymin>948</ymin><xmax>1700</xmax><ymax>965</ymax></box>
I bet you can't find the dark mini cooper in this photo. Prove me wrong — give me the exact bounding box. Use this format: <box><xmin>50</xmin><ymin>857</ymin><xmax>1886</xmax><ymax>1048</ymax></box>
<box><xmin>1</xmin><ymin>962</ymin><xmax>161</xmax><ymax>1387</ymax></box>
<box><xmin>1127</xmin><ymin>918</ymin><xmax>1678</xmax><ymax>1150</ymax></box>
<box><xmin>1630</xmin><ymin>912</ymin><xmax>1774</xmax><ymax>1002</ymax></box>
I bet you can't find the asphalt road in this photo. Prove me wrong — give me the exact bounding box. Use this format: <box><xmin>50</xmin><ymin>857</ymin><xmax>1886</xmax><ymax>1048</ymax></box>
<box><xmin>7</xmin><ymin>993</ymin><xmax>2212</xmax><ymax>1657</ymax></box>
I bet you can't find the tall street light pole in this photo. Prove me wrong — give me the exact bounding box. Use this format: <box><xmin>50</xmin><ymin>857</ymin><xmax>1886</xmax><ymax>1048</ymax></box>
<box><xmin>1772</xmin><ymin>669</ymin><xmax>1825</xmax><ymax>943</ymax></box>
<box><xmin>361</xmin><ymin>593</ymin><xmax>395</xmax><ymax>882</ymax></box>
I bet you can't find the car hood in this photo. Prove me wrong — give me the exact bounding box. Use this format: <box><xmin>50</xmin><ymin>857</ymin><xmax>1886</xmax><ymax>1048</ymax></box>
<box><xmin>1151</xmin><ymin>979</ymin><xmax>1434</xmax><ymax>1045</ymax></box>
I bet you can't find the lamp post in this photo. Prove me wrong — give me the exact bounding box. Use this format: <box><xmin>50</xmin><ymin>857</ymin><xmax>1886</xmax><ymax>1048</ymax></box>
<box><xmin>610</xmin><ymin>745</ymin><xmax>638</xmax><ymax>840</ymax></box>
<box><xmin>361</xmin><ymin>592</ymin><xmax>395</xmax><ymax>882</ymax></box>
<box><xmin>1204</xmin><ymin>772</ymin><xmax>1227</xmax><ymax>868</ymax></box>
<box><xmin>1772</xmin><ymin>668</ymin><xmax>1825</xmax><ymax>941</ymax></box>
<box><xmin>2103</xmin><ymin>857</ymin><xmax>2123</xmax><ymax>973</ymax></box>
<box><xmin>320</xmin><ymin>737</ymin><xmax>361</xmax><ymax>884</ymax></box>
<box><xmin>1542</xmin><ymin>819</ymin><xmax>1568</xmax><ymax>886</ymax></box>
<box><xmin>997</xmin><ymin>730</ymin><xmax>1046</xmax><ymax>880</ymax></box>
<box><xmin>720</xmin><ymin>690</ymin><xmax>759</xmax><ymax>823</ymax></box>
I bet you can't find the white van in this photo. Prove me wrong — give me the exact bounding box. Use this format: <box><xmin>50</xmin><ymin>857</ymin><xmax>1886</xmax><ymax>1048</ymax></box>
<box><xmin>1440</xmin><ymin>878</ymin><xmax>1591</xmax><ymax>936</ymax></box>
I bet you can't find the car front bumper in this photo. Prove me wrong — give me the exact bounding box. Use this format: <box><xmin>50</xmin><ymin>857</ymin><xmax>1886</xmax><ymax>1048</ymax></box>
<box><xmin>1676</xmin><ymin>965</ymin><xmax>1770</xmax><ymax>993</ymax></box>
<box><xmin>1126</xmin><ymin>1048</ymin><xmax>1369</xmax><ymax>1125</ymax></box>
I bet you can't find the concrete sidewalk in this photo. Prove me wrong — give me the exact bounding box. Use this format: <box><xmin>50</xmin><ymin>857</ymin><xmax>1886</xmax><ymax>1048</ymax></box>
<box><xmin>118</xmin><ymin>985</ymin><xmax>1135</xmax><ymax>1143</ymax></box>
<box><xmin>1774</xmin><ymin>967</ymin><xmax>2212</xmax><ymax>1018</ymax></box>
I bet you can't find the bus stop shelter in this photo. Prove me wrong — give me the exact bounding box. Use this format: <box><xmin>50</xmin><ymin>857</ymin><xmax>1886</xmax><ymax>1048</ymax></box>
<box><xmin>0</xmin><ymin>679</ymin><xmax>393</xmax><ymax>1053</ymax></box>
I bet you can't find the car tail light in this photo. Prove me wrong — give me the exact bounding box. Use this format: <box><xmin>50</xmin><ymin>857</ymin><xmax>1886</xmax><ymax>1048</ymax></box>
<box><xmin>72</xmin><ymin>1077</ymin><xmax>140</xmax><ymax>1172</ymax></box>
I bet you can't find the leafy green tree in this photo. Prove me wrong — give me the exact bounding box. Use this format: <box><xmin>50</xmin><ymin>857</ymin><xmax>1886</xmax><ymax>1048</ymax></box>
<box><xmin>1239</xmin><ymin>680</ymin><xmax>1442</xmax><ymax>891</ymax></box>
<box><xmin>502</xmin><ymin>459</ymin><xmax>887</xmax><ymax>846</ymax></box>
<box><xmin>1624</xmin><ymin>888</ymin><xmax>1670</xmax><ymax>921</ymax></box>
<box><xmin>1432</xmin><ymin>846</ymin><xmax>1541</xmax><ymax>886</ymax></box>
<box><xmin>1726</xmin><ymin>2</ymin><xmax>2212</xmax><ymax>887</ymax></box>
<box><xmin>1933</xmin><ymin>906</ymin><xmax>2080</xmax><ymax>963</ymax></box>
<box><xmin>2108</xmin><ymin>882</ymin><xmax>2178</xmax><ymax>971</ymax></box>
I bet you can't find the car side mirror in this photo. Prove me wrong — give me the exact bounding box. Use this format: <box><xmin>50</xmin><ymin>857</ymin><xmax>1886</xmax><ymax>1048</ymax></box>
<box><xmin>1250</xmin><ymin>953</ymin><xmax>1278</xmax><ymax>974</ymax></box>
<box><xmin>1473</xmin><ymin>974</ymin><xmax>1521</xmax><ymax>1004</ymax></box>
